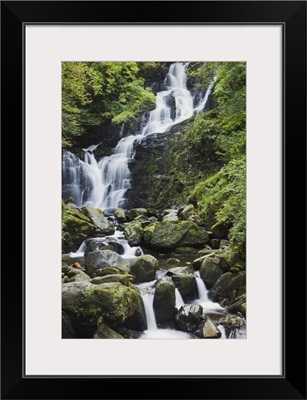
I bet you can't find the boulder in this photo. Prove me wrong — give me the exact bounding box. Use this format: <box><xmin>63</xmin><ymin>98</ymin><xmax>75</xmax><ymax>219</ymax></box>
<box><xmin>166</xmin><ymin>266</ymin><xmax>197</xmax><ymax>298</ymax></box>
<box><xmin>153</xmin><ymin>278</ymin><xmax>176</xmax><ymax>324</ymax></box>
<box><xmin>199</xmin><ymin>257</ymin><xmax>224</xmax><ymax>289</ymax></box>
<box><xmin>166</xmin><ymin>258</ymin><xmax>181</xmax><ymax>266</ymax></box>
<box><xmin>62</xmin><ymin>281</ymin><xmax>142</xmax><ymax>329</ymax></box>
<box><xmin>82</xmin><ymin>207</ymin><xmax>115</xmax><ymax>235</ymax></box>
<box><xmin>126</xmin><ymin>208</ymin><xmax>148</xmax><ymax>221</ymax></box>
<box><xmin>93</xmin><ymin>323</ymin><xmax>125</xmax><ymax>339</ymax></box>
<box><xmin>178</xmin><ymin>204</ymin><xmax>195</xmax><ymax>220</ymax></box>
<box><xmin>192</xmin><ymin>253</ymin><xmax>215</xmax><ymax>269</ymax></box>
<box><xmin>199</xmin><ymin>316</ymin><xmax>221</xmax><ymax>338</ymax></box>
<box><xmin>208</xmin><ymin>272</ymin><xmax>246</xmax><ymax>302</ymax></box>
<box><xmin>62</xmin><ymin>266</ymin><xmax>91</xmax><ymax>283</ymax></box>
<box><xmin>162</xmin><ymin>209</ymin><xmax>178</xmax><ymax>222</ymax></box>
<box><xmin>62</xmin><ymin>312</ymin><xmax>75</xmax><ymax>338</ymax></box>
<box><xmin>90</xmin><ymin>274</ymin><xmax>133</xmax><ymax>286</ymax></box>
<box><xmin>129</xmin><ymin>255</ymin><xmax>158</xmax><ymax>283</ymax></box>
<box><xmin>123</xmin><ymin>292</ymin><xmax>147</xmax><ymax>331</ymax></box>
<box><xmin>124</xmin><ymin>221</ymin><xmax>143</xmax><ymax>246</ymax></box>
<box><xmin>227</xmin><ymin>294</ymin><xmax>246</xmax><ymax>317</ymax></box>
<box><xmin>176</xmin><ymin>304</ymin><xmax>203</xmax><ymax>332</ymax></box>
<box><xmin>114</xmin><ymin>209</ymin><xmax>126</xmax><ymax>223</ymax></box>
<box><xmin>143</xmin><ymin>220</ymin><xmax>209</xmax><ymax>249</ymax></box>
<box><xmin>84</xmin><ymin>238</ymin><xmax>124</xmax><ymax>256</ymax></box>
<box><xmin>85</xmin><ymin>250</ymin><xmax>129</xmax><ymax>277</ymax></box>
<box><xmin>62</xmin><ymin>207</ymin><xmax>105</xmax><ymax>252</ymax></box>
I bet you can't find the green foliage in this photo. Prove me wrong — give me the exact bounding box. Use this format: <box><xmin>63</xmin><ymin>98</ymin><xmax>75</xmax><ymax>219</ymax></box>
<box><xmin>62</xmin><ymin>62</ymin><xmax>155</xmax><ymax>147</ymax></box>
<box><xmin>193</xmin><ymin>157</ymin><xmax>246</xmax><ymax>256</ymax></box>
<box><xmin>185</xmin><ymin>62</ymin><xmax>246</xmax><ymax>258</ymax></box>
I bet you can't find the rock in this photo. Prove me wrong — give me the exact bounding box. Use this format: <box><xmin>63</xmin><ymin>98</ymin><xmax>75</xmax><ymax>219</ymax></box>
<box><xmin>85</xmin><ymin>238</ymin><xmax>124</xmax><ymax>256</ymax></box>
<box><xmin>143</xmin><ymin>220</ymin><xmax>209</xmax><ymax>249</ymax></box>
<box><xmin>153</xmin><ymin>278</ymin><xmax>176</xmax><ymax>323</ymax></box>
<box><xmin>192</xmin><ymin>253</ymin><xmax>215</xmax><ymax>269</ymax></box>
<box><xmin>174</xmin><ymin>246</ymin><xmax>198</xmax><ymax>254</ymax></box>
<box><xmin>135</xmin><ymin>248</ymin><xmax>142</xmax><ymax>256</ymax></box>
<box><xmin>147</xmin><ymin>209</ymin><xmax>157</xmax><ymax>217</ymax></box>
<box><xmin>162</xmin><ymin>209</ymin><xmax>178</xmax><ymax>222</ymax></box>
<box><xmin>220</xmin><ymin>239</ymin><xmax>229</xmax><ymax>249</ymax></box>
<box><xmin>93</xmin><ymin>323</ymin><xmax>124</xmax><ymax>339</ymax></box>
<box><xmin>126</xmin><ymin>208</ymin><xmax>148</xmax><ymax>221</ymax></box>
<box><xmin>166</xmin><ymin>266</ymin><xmax>197</xmax><ymax>298</ymax></box>
<box><xmin>62</xmin><ymin>207</ymin><xmax>105</xmax><ymax>252</ymax></box>
<box><xmin>85</xmin><ymin>250</ymin><xmax>129</xmax><ymax>277</ymax></box>
<box><xmin>210</xmin><ymin>238</ymin><xmax>220</xmax><ymax>249</ymax></box>
<box><xmin>93</xmin><ymin>266</ymin><xmax>126</xmax><ymax>277</ymax></box>
<box><xmin>115</xmin><ymin>327</ymin><xmax>142</xmax><ymax>339</ymax></box>
<box><xmin>133</xmin><ymin>215</ymin><xmax>151</xmax><ymax>227</ymax></box>
<box><xmin>230</xmin><ymin>267</ymin><xmax>240</xmax><ymax>273</ymax></box>
<box><xmin>124</xmin><ymin>221</ymin><xmax>143</xmax><ymax>246</ymax></box>
<box><xmin>114</xmin><ymin>209</ymin><xmax>126</xmax><ymax>223</ymax></box>
<box><xmin>208</xmin><ymin>272</ymin><xmax>246</xmax><ymax>302</ymax></box>
<box><xmin>199</xmin><ymin>257</ymin><xmax>224</xmax><ymax>289</ymax></box>
<box><xmin>90</xmin><ymin>274</ymin><xmax>133</xmax><ymax>286</ymax></box>
<box><xmin>166</xmin><ymin>258</ymin><xmax>181</xmax><ymax>265</ymax></box>
<box><xmin>176</xmin><ymin>304</ymin><xmax>203</xmax><ymax>332</ymax></box>
<box><xmin>129</xmin><ymin>255</ymin><xmax>158</xmax><ymax>283</ymax></box>
<box><xmin>148</xmin><ymin>216</ymin><xmax>158</xmax><ymax>224</ymax></box>
<box><xmin>123</xmin><ymin>293</ymin><xmax>147</xmax><ymax>331</ymax></box>
<box><xmin>227</xmin><ymin>294</ymin><xmax>246</xmax><ymax>317</ymax></box>
<box><xmin>199</xmin><ymin>316</ymin><xmax>221</xmax><ymax>338</ymax></box>
<box><xmin>62</xmin><ymin>266</ymin><xmax>91</xmax><ymax>283</ymax></box>
<box><xmin>62</xmin><ymin>281</ymin><xmax>142</xmax><ymax>329</ymax></box>
<box><xmin>82</xmin><ymin>207</ymin><xmax>115</xmax><ymax>235</ymax></box>
<box><xmin>62</xmin><ymin>312</ymin><xmax>75</xmax><ymax>338</ymax></box>
<box><xmin>178</xmin><ymin>204</ymin><xmax>195</xmax><ymax>220</ymax></box>
<box><xmin>211</xmin><ymin>223</ymin><xmax>230</xmax><ymax>239</ymax></box>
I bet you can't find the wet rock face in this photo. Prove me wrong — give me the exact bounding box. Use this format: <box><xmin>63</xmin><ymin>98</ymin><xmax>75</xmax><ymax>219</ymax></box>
<box><xmin>153</xmin><ymin>278</ymin><xmax>176</xmax><ymax>324</ymax></box>
<box><xmin>129</xmin><ymin>255</ymin><xmax>159</xmax><ymax>284</ymax></box>
<box><xmin>85</xmin><ymin>250</ymin><xmax>129</xmax><ymax>277</ymax></box>
<box><xmin>175</xmin><ymin>304</ymin><xmax>203</xmax><ymax>332</ymax></box>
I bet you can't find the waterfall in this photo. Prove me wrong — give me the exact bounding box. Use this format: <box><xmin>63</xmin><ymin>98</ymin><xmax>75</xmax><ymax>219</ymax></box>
<box><xmin>194</xmin><ymin>76</ymin><xmax>217</xmax><ymax>114</ymax></box>
<box><xmin>175</xmin><ymin>288</ymin><xmax>185</xmax><ymax>309</ymax></box>
<box><xmin>194</xmin><ymin>271</ymin><xmax>209</xmax><ymax>302</ymax></box>
<box><xmin>62</xmin><ymin>62</ymin><xmax>214</xmax><ymax>210</ymax></box>
<box><xmin>140</xmin><ymin>290</ymin><xmax>158</xmax><ymax>331</ymax></box>
<box><xmin>217</xmin><ymin>324</ymin><xmax>227</xmax><ymax>339</ymax></box>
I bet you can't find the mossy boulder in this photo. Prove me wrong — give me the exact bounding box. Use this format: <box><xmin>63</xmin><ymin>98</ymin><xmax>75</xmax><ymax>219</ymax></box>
<box><xmin>199</xmin><ymin>316</ymin><xmax>221</xmax><ymax>338</ymax></box>
<box><xmin>93</xmin><ymin>323</ymin><xmax>124</xmax><ymax>339</ymax></box>
<box><xmin>90</xmin><ymin>274</ymin><xmax>133</xmax><ymax>286</ymax></box>
<box><xmin>199</xmin><ymin>257</ymin><xmax>224</xmax><ymax>289</ymax></box>
<box><xmin>153</xmin><ymin>278</ymin><xmax>176</xmax><ymax>324</ymax></box>
<box><xmin>93</xmin><ymin>266</ymin><xmax>126</xmax><ymax>277</ymax></box>
<box><xmin>126</xmin><ymin>208</ymin><xmax>148</xmax><ymax>221</ymax></box>
<box><xmin>129</xmin><ymin>255</ymin><xmax>158</xmax><ymax>283</ymax></box>
<box><xmin>62</xmin><ymin>205</ymin><xmax>115</xmax><ymax>252</ymax></box>
<box><xmin>82</xmin><ymin>207</ymin><xmax>115</xmax><ymax>234</ymax></box>
<box><xmin>143</xmin><ymin>220</ymin><xmax>209</xmax><ymax>249</ymax></box>
<box><xmin>208</xmin><ymin>272</ymin><xmax>246</xmax><ymax>302</ymax></box>
<box><xmin>176</xmin><ymin>304</ymin><xmax>203</xmax><ymax>332</ymax></box>
<box><xmin>124</xmin><ymin>221</ymin><xmax>143</xmax><ymax>246</ymax></box>
<box><xmin>123</xmin><ymin>292</ymin><xmax>147</xmax><ymax>331</ymax></box>
<box><xmin>62</xmin><ymin>266</ymin><xmax>91</xmax><ymax>283</ymax></box>
<box><xmin>85</xmin><ymin>250</ymin><xmax>129</xmax><ymax>277</ymax></box>
<box><xmin>114</xmin><ymin>209</ymin><xmax>126</xmax><ymax>223</ymax></box>
<box><xmin>166</xmin><ymin>266</ymin><xmax>197</xmax><ymax>298</ymax></box>
<box><xmin>62</xmin><ymin>281</ymin><xmax>142</xmax><ymax>329</ymax></box>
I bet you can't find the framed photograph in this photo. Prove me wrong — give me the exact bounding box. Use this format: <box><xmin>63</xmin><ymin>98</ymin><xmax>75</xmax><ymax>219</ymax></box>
<box><xmin>1</xmin><ymin>1</ymin><xmax>306</xmax><ymax>399</ymax></box>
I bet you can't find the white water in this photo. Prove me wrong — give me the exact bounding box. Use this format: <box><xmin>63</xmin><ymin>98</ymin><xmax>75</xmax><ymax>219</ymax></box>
<box><xmin>175</xmin><ymin>288</ymin><xmax>185</xmax><ymax>309</ymax></box>
<box><xmin>194</xmin><ymin>76</ymin><xmax>217</xmax><ymax>114</ymax></box>
<box><xmin>140</xmin><ymin>290</ymin><xmax>158</xmax><ymax>331</ymax></box>
<box><xmin>217</xmin><ymin>324</ymin><xmax>227</xmax><ymax>339</ymax></box>
<box><xmin>62</xmin><ymin>62</ymin><xmax>214</xmax><ymax>210</ymax></box>
<box><xmin>194</xmin><ymin>271</ymin><xmax>225</xmax><ymax>314</ymax></box>
<box><xmin>69</xmin><ymin>232</ymin><xmax>143</xmax><ymax>262</ymax></box>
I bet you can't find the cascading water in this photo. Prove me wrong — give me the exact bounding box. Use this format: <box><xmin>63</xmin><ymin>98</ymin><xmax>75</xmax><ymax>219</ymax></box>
<box><xmin>175</xmin><ymin>288</ymin><xmax>185</xmax><ymax>309</ymax></box>
<box><xmin>62</xmin><ymin>62</ymin><xmax>214</xmax><ymax>210</ymax></box>
<box><xmin>140</xmin><ymin>290</ymin><xmax>158</xmax><ymax>331</ymax></box>
<box><xmin>194</xmin><ymin>271</ymin><xmax>209</xmax><ymax>302</ymax></box>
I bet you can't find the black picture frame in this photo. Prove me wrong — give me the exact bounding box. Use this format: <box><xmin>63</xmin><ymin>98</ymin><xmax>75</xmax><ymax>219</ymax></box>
<box><xmin>1</xmin><ymin>1</ymin><xmax>306</xmax><ymax>399</ymax></box>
